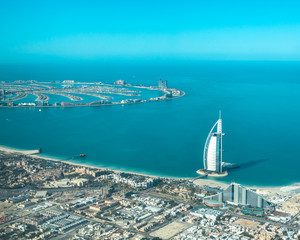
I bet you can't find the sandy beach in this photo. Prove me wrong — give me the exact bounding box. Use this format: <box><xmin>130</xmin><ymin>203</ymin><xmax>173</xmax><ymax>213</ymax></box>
<box><xmin>1</xmin><ymin>144</ymin><xmax>300</xmax><ymax>194</ymax></box>
<box><xmin>193</xmin><ymin>178</ymin><xmax>300</xmax><ymax>195</ymax></box>
<box><xmin>0</xmin><ymin>145</ymin><xmax>181</xmax><ymax>180</ymax></box>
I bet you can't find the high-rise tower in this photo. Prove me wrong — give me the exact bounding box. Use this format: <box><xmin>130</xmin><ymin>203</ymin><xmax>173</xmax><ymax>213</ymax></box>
<box><xmin>158</xmin><ymin>78</ymin><xmax>168</xmax><ymax>90</ymax></box>
<box><xmin>203</xmin><ymin>111</ymin><xmax>224</xmax><ymax>174</ymax></box>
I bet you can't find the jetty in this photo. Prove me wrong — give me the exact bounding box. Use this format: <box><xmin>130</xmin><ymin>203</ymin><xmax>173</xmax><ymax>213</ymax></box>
<box><xmin>0</xmin><ymin>146</ymin><xmax>41</xmax><ymax>155</ymax></box>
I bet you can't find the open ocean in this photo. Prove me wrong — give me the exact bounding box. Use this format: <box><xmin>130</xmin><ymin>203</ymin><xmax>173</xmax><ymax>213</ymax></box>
<box><xmin>0</xmin><ymin>60</ymin><xmax>300</xmax><ymax>186</ymax></box>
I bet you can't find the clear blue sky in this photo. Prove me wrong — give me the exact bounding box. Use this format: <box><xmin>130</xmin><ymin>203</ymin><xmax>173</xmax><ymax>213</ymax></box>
<box><xmin>1</xmin><ymin>0</ymin><xmax>300</xmax><ymax>62</ymax></box>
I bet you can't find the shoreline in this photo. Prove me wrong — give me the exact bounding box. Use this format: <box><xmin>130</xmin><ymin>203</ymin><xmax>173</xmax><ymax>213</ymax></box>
<box><xmin>0</xmin><ymin>145</ymin><xmax>187</xmax><ymax>181</ymax></box>
<box><xmin>1</xmin><ymin>145</ymin><xmax>299</xmax><ymax>193</ymax></box>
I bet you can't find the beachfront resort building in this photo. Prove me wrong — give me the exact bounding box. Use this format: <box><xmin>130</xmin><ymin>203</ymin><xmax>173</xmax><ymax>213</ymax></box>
<box><xmin>204</xmin><ymin>182</ymin><xmax>274</xmax><ymax>210</ymax></box>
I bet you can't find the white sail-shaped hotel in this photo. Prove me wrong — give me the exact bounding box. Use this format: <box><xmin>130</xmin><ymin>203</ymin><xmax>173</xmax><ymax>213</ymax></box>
<box><xmin>197</xmin><ymin>112</ymin><xmax>228</xmax><ymax>177</ymax></box>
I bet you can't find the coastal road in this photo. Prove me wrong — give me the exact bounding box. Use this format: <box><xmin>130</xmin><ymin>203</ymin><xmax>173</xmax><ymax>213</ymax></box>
<box><xmin>286</xmin><ymin>210</ymin><xmax>300</xmax><ymax>224</ymax></box>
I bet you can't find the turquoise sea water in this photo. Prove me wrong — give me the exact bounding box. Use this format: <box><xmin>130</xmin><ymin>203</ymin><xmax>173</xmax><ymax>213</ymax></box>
<box><xmin>0</xmin><ymin>60</ymin><xmax>300</xmax><ymax>186</ymax></box>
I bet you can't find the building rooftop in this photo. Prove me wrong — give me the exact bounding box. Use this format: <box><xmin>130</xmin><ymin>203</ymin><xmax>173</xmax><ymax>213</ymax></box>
<box><xmin>35</xmin><ymin>191</ymin><xmax>47</xmax><ymax>198</ymax></box>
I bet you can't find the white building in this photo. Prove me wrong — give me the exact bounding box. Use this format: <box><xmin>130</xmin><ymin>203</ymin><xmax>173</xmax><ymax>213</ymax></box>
<box><xmin>203</xmin><ymin>112</ymin><xmax>225</xmax><ymax>173</ymax></box>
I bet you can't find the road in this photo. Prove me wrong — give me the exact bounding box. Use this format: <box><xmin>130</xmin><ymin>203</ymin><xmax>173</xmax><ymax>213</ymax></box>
<box><xmin>286</xmin><ymin>210</ymin><xmax>300</xmax><ymax>224</ymax></box>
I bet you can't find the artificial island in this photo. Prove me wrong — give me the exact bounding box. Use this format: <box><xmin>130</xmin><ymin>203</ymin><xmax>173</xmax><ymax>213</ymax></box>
<box><xmin>0</xmin><ymin>79</ymin><xmax>185</xmax><ymax>108</ymax></box>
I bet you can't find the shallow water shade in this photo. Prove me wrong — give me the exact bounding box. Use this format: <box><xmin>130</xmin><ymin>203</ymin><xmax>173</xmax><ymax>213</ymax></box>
<box><xmin>0</xmin><ymin>60</ymin><xmax>300</xmax><ymax>186</ymax></box>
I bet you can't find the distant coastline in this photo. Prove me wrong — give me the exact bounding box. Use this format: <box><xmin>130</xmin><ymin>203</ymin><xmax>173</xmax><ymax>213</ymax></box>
<box><xmin>1</xmin><ymin>144</ymin><xmax>299</xmax><ymax>194</ymax></box>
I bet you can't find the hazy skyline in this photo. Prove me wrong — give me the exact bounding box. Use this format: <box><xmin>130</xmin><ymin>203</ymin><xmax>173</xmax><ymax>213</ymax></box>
<box><xmin>1</xmin><ymin>0</ymin><xmax>300</xmax><ymax>62</ymax></box>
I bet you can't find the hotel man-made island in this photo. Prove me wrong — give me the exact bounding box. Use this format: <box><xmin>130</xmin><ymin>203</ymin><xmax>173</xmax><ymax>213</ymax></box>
<box><xmin>0</xmin><ymin>146</ymin><xmax>300</xmax><ymax>239</ymax></box>
<box><xmin>197</xmin><ymin>112</ymin><xmax>239</xmax><ymax>178</ymax></box>
<box><xmin>0</xmin><ymin>79</ymin><xmax>185</xmax><ymax>108</ymax></box>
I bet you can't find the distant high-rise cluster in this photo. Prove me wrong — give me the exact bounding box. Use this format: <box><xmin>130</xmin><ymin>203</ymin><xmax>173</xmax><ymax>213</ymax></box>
<box><xmin>114</xmin><ymin>80</ymin><xmax>126</xmax><ymax>85</ymax></box>
<box><xmin>62</xmin><ymin>80</ymin><xmax>75</xmax><ymax>84</ymax></box>
<box><xmin>158</xmin><ymin>78</ymin><xmax>168</xmax><ymax>90</ymax></box>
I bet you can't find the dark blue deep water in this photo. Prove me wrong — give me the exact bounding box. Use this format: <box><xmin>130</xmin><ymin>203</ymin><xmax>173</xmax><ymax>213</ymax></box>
<box><xmin>1</xmin><ymin>60</ymin><xmax>300</xmax><ymax>186</ymax></box>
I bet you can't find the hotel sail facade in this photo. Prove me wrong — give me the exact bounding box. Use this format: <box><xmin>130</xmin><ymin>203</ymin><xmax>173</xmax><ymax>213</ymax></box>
<box><xmin>197</xmin><ymin>112</ymin><xmax>228</xmax><ymax>177</ymax></box>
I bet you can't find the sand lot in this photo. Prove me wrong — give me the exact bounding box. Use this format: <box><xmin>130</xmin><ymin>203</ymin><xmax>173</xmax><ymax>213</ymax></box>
<box><xmin>233</xmin><ymin>218</ymin><xmax>261</xmax><ymax>228</ymax></box>
<box><xmin>150</xmin><ymin>221</ymin><xmax>192</xmax><ymax>239</ymax></box>
<box><xmin>281</xmin><ymin>193</ymin><xmax>300</xmax><ymax>215</ymax></box>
